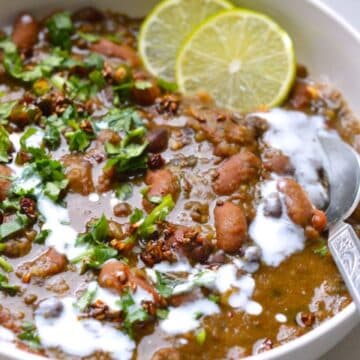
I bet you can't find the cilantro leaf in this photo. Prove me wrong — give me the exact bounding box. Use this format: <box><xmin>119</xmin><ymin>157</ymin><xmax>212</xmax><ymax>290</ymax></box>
<box><xmin>44</xmin><ymin>124</ymin><xmax>61</xmax><ymax>150</ymax></box>
<box><xmin>0</xmin><ymin>212</ymin><xmax>28</xmax><ymax>240</ymax></box>
<box><xmin>0</xmin><ymin>256</ymin><xmax>13</xmax><ymax>272</ymax></box>
<box><xmin>115</xmin><ymin>183</ymin><xmax>133</xmax><ymax>201</ymax></box>
<box><xmin>46</xmin><ymin>12</ymin><xmax>74</xmax><ymax>50</ymax></box>
<box><xmin>17</xmin><ymin>322</ymin><xmax>41</xmax><ymax>349</ymax></box>
<box><xmin>34</xmin><ymin>229</ymin><xmax>51</xmax><ymax>244</ymax></box>
<box><xmin>76</xmin><ymin>215</ymin><xmax>109</xmax><ymax>246</ymax></box>
<box><xmin>0</xmin><ymin>125</ymin><xmax>11</xmax><ymax>162</ymax></box>
<box><xmin>138</xmin><ymin>194</ymin><xmax>175</xmax><ymax>238</ymax></box>
<box><xmin>75</xmin><ymin>283</ymin><xmax>98</xmax><ymax>311</ymax></box>
<box><xmin>78</xmin><ymin>32</ymin><xmax>101</xmax><ymax>43</ymax></box>
<box><xmin>0</xmin><ymin>273</ymin><xmax>19</xmax><ymax>296</ymax></box>
<box><xmin>66</xmin><ymin>129</ymin><xmax>91</xmax><ymax>152</ymax></box>
<box><xmin>105</xmin><ymin>127</ymin><xmax>148</xmax><ymax>174</ymax></box>
<box><xmin>96</xmin><ymin>108</ymin><xmax>144</xmax><ymax>132</ymax></box>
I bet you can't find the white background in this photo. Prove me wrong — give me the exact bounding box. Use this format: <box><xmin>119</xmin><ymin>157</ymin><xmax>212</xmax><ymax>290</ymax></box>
<box><xmin>320</xmin><ymin>2</ymin><xmax>360</xmax><ymax>359</ymax></box>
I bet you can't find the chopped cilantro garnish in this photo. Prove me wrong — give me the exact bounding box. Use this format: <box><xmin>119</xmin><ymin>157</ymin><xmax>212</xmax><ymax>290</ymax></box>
<box><xmin>138</xmin><ymin>194</ymin><xmax>175</xmax><ymax>238</ymax></box>
<box><xmin>34</xmin><ymin>229</ymin><xmax>51</xmax><ymax>244</ymax></box>
<box><xmin>105</xmin><ymin>126</ymin><xmax>148</xmax><ymax>174</ymax></box>
<box><xmin>95</xmin><ymin>108</ymin><xmax>144</xmax><ymax>133</ymax></box>
<box><xmin>66</xmin><ymin>129</ymin><xmax>91</xmax><ymax>152</ymax></box>
<box><xmin>72</xmin><ymin>215</ymin><xmax>118</xmax><ymax>272</ymax></box>
<box><xmin>17</xmin><ymin>322</ymin><xmax>41</xmax><ymax>349</ymax></box>
<box><xmin>0</xmin><ymin>101</ymin><xmax>16</xmax><ymax>123</ymax></box>
<box><xmin>44</xmin><ymin>124</ymin><xmax>61</xmax><ymax>150</ymax></box>
<box><xmin>115</xmin><ymin>183</ymin><xmax>133</xmax><ymax>201</ymax></box>
<box><xmin>76</xmin><ymin>215</ymin><xmax>109</xmax><ymax>246</ymax></box>
<box><xmin>156</xmin><ymin>308</ymin><xmax>169</xmax><ymax>320</ymax></box>
<box><xmin>46</xmin><ymin>12</ymin><xmax>74</xmax><ymax>50</ymax></box>
<box><xmin>0</xmin><ymin>256</ymin><xmax>13</xmax><ymax>272</ymax></box>
<box><xmin>0</xmin><ymin>125</ymin><xmax>11</xmax><ymax>162</ymax></box>
<box><xmin>314</xmin><ymin>244</ymin><xmax>329</xmax><ymax>257</ymax></box>
<box><xmin>0</xmin><ymin>213</ymin><xmax>28</xmax><ymax>240</ymax></box>
<box><xmin>85</xmin><ymin>54</ymin><xmax>104</xmax><ymax>70</ymax></box>
<box><xmin>78</xmin><ymin>32</ymin><xmax>101</xmax><ymax>43</ymax></box>
<box><xmin>75</xmin><ymin>283</ymin><xmax>98</xmax><ymax>311</ymax></box>
<box><xmin>117</xmin><ymin>289</ymin><xmax>149</xmax><ymax>336</ymax></box>
<box><xmin>154</xmin><ymin>271</ymin><xmax>178</xmax><ymax>298</ymax></box>
<box><xmin>0</xmin><ymin>273</ymin><xmax>19</xmax><ymax>296</ymax></box>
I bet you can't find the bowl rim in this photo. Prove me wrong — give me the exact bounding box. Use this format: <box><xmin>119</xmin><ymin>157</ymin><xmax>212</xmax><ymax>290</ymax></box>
<box><xmin>0</xmin><ymin>0</ymin><xmax>359</xmax><ymax>360</ymax></box>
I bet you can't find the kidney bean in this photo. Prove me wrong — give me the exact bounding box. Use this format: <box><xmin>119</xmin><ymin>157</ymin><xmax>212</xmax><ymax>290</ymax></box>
<box><xmin>90</xmin><ymin>39</ymin><xmax>140</xmax><ymax>67</ymax></box>
<box><xmin>0</xmin><ymin>165</ymin><xmax>12</xmax><ymax>201</ymax></box>
<box><xmin>62</xmin><ymin>155</ymin><xmax>94</xmax><ymax>195</ymax></box>
<box><xmin>98</xmin><ymin>260</ymin><xmax>130</xmax><ymax>293</ymax></box>
<box><xmin>147</xmin><ymin>128</ymin><xmax>169</xmax><ymax>153</ymax></box>
<box><xmin>16</xmin><ymin>248</ymin><xmax>67</xmax><ymax>279</ymax></box>
<box><xmin>277</xmin><ymin>178</ymin><xmax>313</xmax><ymax>227</ymax></box>
<box><xmin>311</xmin><ymin>209</ymin><xmax>327</xmax><ymax>232</ymax></box>
<box><xmin>214</xmin><ymin>202</ymin><xmax>247</xmax><ymax>253</ymax></box>
<box><xmin>263</xmin><ymin>150</ymin><xmax>294</xmax><ymax>175</ymax></box>
<box><xmin>143</xmin><ymin>169</ymin><xmax>179</xmax><ymax>212</ymax></box>
<box><xmin>212</xmin><ymin>151</ymin><xmax>261</xmax><ymax>195</ymax></box>
<box><xmin>12</xmin><ymin>13</ymin><xmax>39</xmax><ymax>53</ymax></box>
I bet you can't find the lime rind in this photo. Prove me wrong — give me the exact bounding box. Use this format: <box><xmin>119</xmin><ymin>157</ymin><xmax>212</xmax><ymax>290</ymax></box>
<box><xmin>175</xmin><ymin>9</ymin><xmax>296</xmax><ymax>112</ymax></box>
<box><xmin>138</xmin><ymin>0</ymin><xmax>234</xmax><ymax>82</ymax></box>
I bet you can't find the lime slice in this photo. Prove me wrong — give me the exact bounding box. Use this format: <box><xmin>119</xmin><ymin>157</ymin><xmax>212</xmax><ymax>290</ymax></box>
<box><xmin>176</xmin><ymin>9</ymin><xmax>296</xmax><ymax>113</ymax></box>
<box><xmin>138</xmin><ymin>0</ymin><xmax>233</xmax><ymax>82</ymax></box>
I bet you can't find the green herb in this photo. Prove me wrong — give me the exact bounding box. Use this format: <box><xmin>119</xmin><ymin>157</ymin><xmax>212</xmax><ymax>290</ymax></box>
<box><xmin>129</xmin><ymin>208</ymin><xmax>144</xmax><ymax>224</ymax></box>
<box><xmin>0</xmin><ymin>256</ymin><xmax>13</xmax><ymax>272</ymax></box>
<box><xmin>156</xmin><ymin>308</ymin><xmax>169</xmax><ymax>320</ymax></box>
<box><xmin>194</xmin><ymin>311</ymin><xmax>204</xmax><ymax>320</ymax></box>
<box><xmin>153</xmin><ymin>271</ymin><xmax>180</xmax><ymax>298</ymax></box>
<box><xmin>78</xmin><ymin>32</ymin><xmax>101</xmax><ymax>43</ymax></box>
<box><xmin>314</xmin><ymin>244</ymin><xmax>329</xmax><ymax>257</ymax></box>
<box><xmin>76</xmin><ymin>283</ymin><xmax>98</xmax><ymax>311</ymax></box>
<box><xmin>66</xmin><ymin>129</ymin><xmax>91</xmax><ymax>152</ymax></box>
<box><xmin>115</xmin><ymin>183</ymin><xmax>133</xmax><ymax>201</ymax></box>
<box><xmin>208</xmin><ymin>294</ymin><xmax>220</xmax><ymax>304</ymax></box>
<box><xmin>72</xmin><ymin>246</ymin><xmax>117</xmax><ymax>273</ymax></box>
<box><xmin>0</xmin><ymin>40</ymin><xmax>68</xmax><ymax>82</ymax></box>
<box><xmin>89</xmin><ymin>69</ymin><xmax>106</xmax><ymax>87</ymax></box>
<box><xmin>138</xmin><ymin>194</ymin><xmax>175</xmax><ymax>238</ymax></box>
<box><xmin>0</xmin><ymin>125</ymin><xmax>11</xmax><ymax>162</ymax></box>
<box><xmin>84</xmin><ymin>54</ymin><xmax>104</xmax><ymax>70</ymax></box>
<box><xmin>17</xmin><ymin>322</ymin><xmax>41</xmax><ymax>349</ymax></box>
<box><xmin>105</xmin><ymin>127</ymin><xmax>148</xmax><ymax>174</ymax></box>
<box><xmin>73</xmin><ymin>215</ymin><xmax>117</xmax><ymax>272</ymax></box>
<box><xmin>95</xmin><ymin>108</ymin><xmax>144</xmax><ymax>133</ymax></box>
<box><xmin>34</xmin><ymin>229</ymin><xmax>51</xmax><ymax>244</ymax></box>
<box><xmin>0</xmin><ymin>213</ymin><xmax>28</xmax><ymax>240</ymax></box>
<box><xmin>0</xmin><ymin>198</ymin><xmax>20</xmax><ymax>212</ymax></box>
<box><xmin>20</xmin><ymin>127</ymin><xmax>40</xmax><ymax>150</ymax></box>
<box><xmin>195</xmin><ymin>328</ymin><xmax>207</xmax><ymax>345</ymax></box>
<box><xmin>0</xmin><ymin>273</ymin><xmax>19</xmax><ymax>296</ymax></box>
<box><xmin>46</xmin><ymin>12</ymin><xmax>74</xmax><ymax>50</ymax></box>
<box><xmin>76</xmin><ymin>215</ymin><xmax>109</xmax><ymax>246</ymax></box>
<box><xmin>0</xmin><ymin>101</ymin><xmax>16</xmax><ymax>123</ymax></box>
<box><xmin>117</xmin><ymin>290</ymin><xmax>149</xmax><ymax>335</ymax></box>
<box><xmin>44</xmin><ymin>124</ymin><xmax>61</xmax><ymax>150</ymax></box>
<box><xmin>157</xmin><ymin>78</ymin><xmax>178</xmax><ymax>92</ymax></box>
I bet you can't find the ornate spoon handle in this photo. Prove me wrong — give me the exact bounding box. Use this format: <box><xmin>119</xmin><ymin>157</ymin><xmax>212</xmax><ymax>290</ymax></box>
<box><xmin>329</xmin><ymin>222</ymin><xmax>360</xmax><ymax>311</ymax></box>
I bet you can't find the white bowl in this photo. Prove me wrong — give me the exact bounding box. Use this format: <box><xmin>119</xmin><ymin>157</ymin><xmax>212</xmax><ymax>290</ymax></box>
<box><xmin>0</xmin><ymin>1</ymin><xmax>359</xmax><ymax>359</ymax></box>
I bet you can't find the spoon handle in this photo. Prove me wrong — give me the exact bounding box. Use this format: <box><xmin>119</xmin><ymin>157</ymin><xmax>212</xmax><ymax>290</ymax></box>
<box><xmin>329</xmin><ymin>222</ymin><xmax>360</xmax><ymax>311</ymax></box>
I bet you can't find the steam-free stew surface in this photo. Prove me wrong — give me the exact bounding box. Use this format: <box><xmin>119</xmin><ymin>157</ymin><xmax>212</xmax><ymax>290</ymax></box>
<box><xmin>0</xmin><ymin>7</ymin><xmax>358</xmax><ymax>360</ymax></box>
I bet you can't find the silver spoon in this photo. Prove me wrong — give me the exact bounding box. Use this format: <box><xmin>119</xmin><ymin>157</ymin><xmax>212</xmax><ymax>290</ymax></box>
<box><xmin>318</xmin><ymin>134</ymin><xmax>360</xmax><ymax>311</ymax></box>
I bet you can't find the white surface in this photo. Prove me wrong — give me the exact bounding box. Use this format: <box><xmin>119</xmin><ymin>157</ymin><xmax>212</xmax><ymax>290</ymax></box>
<box><xmin>320</xmin><ymin>2</ymin><xmax>360</xmax><ymax>359</ymax></box>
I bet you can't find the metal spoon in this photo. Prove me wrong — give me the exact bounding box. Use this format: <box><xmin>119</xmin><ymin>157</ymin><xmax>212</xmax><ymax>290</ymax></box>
<box><xmin>318</xmin><ymin>134</ymin><xmax>360</xmax><ymax>311</ymax></box>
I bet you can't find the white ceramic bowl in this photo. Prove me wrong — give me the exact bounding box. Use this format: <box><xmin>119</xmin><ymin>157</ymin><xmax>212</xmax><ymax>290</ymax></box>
<box><xmin>0</xmin><ymin>1</ymin><xmax>359</xmax><ymax>359</ymax></box>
